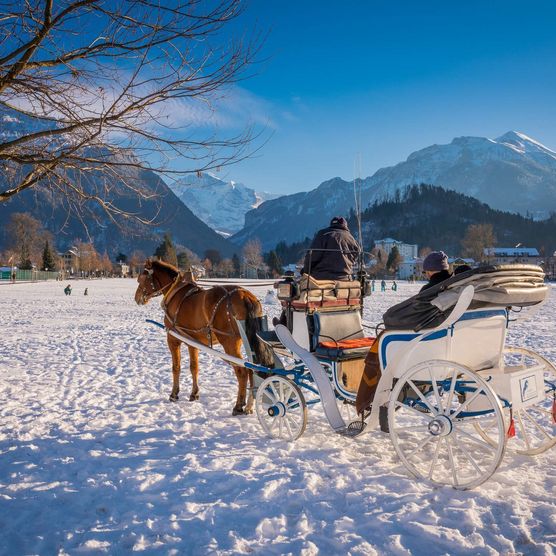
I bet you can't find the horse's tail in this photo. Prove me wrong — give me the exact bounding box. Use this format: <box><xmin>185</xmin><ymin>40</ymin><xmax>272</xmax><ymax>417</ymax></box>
<box><xmin>244</xmin><ymin>296</ymin><xmax>275</xmax><ymax>369</ymax></box>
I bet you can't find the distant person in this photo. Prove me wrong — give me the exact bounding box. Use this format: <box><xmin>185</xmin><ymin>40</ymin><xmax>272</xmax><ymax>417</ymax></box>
<box><xmin>420</xmin><ymin>251</ymin><xmax>452</xmax><ymax>292</ymax></box>
<box><xmin>392</xmin><ymin>280</ymin><xmax>397</xmax><ymax>291</ymax></box>
<box><xmin>64</xmin><ymin>284</ymin><xmax>72</xmax><ymax>296</ymax></box>
<box><xmin>380</xmin><ymin>279</ymin><xmax>386</xmax><ymax>292</ymax></box>
<box><xmin>84</xmin><ymin>288</ymin><xmax>89</xmax><ymax>296</ymax></box>
<box><xmin>11</xmin><ymin>270</ymin><xmax>16</xmax><ymax>283</ymax></box>
<box><xmin>301</xmin><ymin>216</ymin><xmax>360</xmax><ymax>280</ymax></box>
<box><xmin>371</xmin><ymin>279</ymin><xmax>376</xmax><ymax>292</ymax></box>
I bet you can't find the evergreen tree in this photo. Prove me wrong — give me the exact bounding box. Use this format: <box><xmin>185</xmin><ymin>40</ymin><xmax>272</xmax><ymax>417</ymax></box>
<box><xmin>232</xmin><ymin>253</ymin><xmax>241</xmax><ymax>276</ymax></box>
<box><xmin>266</xmin><ymin>250</ymin><xmax>282</xmax><ymax>276</ymax></box>
<box><xmin>41</xmin><ymin>240</ymin><xmax>56</xmax><ymax>271</ymax></box>
<box><xmin>154</xmin><ymin>233</ymin><xmax>177</xmax><ymax>266</ymax></box>
<box><xmin>386</xmin><ymin>245</ymin><xmax>403</xmax><ymax>272</ymax></box>
<box><xmin>177</xmin><ymin>251</ymin><xmax>190</xmax><ymax>270</ymax></box>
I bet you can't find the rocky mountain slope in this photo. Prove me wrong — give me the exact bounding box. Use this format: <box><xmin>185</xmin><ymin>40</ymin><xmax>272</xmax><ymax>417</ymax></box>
<box><xmin>233</xmin><ymin>132</ymin><xmax>556</xmax><ymax>250</ymax></box>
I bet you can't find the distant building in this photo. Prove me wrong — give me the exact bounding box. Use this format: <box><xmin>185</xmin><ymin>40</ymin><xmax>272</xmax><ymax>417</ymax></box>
<box><xmin>115</xmin><ymin>262</ymin><xmax>129</xmax><ymax>277</ymax></box>
<box><xmin>60</xmin><ymin>248</ymin><xmax>80</xmax><ymax>273</ymax></box>
<box><xmin>398</xmin><ymin>258</ymin><xmax>423</xmax><ymax>280</ymax></box>
<box><xmin>484</xmin><ymin>247</ymin><xmax>542</xmax><ymax>265</ymax></box>
<box><xmin>374</xmin><ymin>238</ymin><xmax>418</xmax><ymax>260</ymax></box>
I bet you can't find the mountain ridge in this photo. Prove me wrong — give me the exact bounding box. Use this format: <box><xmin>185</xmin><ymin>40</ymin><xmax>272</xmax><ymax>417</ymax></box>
<box><xmin>232</xmin><ymin>131</ymin><xmax>556</xmax><ymax>250</ymax></box>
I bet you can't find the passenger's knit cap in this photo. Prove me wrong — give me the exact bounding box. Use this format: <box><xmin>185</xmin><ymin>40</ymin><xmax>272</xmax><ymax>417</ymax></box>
<box><xmin>330</xmin><ymin>216</ymin><xmax>348</xmax><ymax>229</ymax></box>
<box><xmin>423</xmin><ymin>251</ymin><xmax>449</xmax><ymax>271</ymax></box>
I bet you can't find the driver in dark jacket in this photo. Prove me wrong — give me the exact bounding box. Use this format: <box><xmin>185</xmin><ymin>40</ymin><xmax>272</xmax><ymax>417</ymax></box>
<box><xmin>301</xmin><ymin>216</ymin><xmax>360</xmax><ymax>280</ymax></box>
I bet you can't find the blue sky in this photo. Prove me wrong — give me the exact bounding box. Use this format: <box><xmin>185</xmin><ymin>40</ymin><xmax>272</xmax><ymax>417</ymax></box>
<box><xmin>190</xmin><ymin>1</ymin><xmax>556</xmax><ymax>194</ymax></box>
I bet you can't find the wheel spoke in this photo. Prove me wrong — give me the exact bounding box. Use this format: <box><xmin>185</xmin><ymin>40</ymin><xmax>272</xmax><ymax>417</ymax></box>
<box><xmin>393</xmin><ymin>424</ymin><xmax>430</xmax><ymax>433</ymax></box>
<box><xmin>455</xmin><ymin>426</ymin><xmax>497</xmax><ymax>453</ymax></box>
<box><xmin>394</xmin><ymin>400</ymin><xmax>433</xmax><ymax>420</ymax></box>
<box><xmin>283</xmin><ymin>416</ymin><xmax>293</xmax><ymax>438</ymax></box>
<box><xmin>522</xmin><ymin>407</ymin><xmax>553</xmax><ymax>440</ymax></box>
<box><xmin>429</xmin><ymin>366</ymin><xmax>444</xmax><ymax>414</ymax></box>
<box><xmin>269</xmin><ymin>382</ymin><xmax>279</xmax><ymax>402</ymax></box>
<box><xmin>427</xmin><ymin>437</ymin><xmax>443</xmax><ymax>480</ymax></box>
<box><xmin>451</xmin><ymin>386</ymin><xmax>486</xmax><ymax>419</ymax></box>
<box><xmin>516</xmin><ymin>410</ymin><xmax>532</xmax><ymax>450</ymax></box>
<box><xmin>407</xmin><ymin>379</ymin><xmax>438</xmax><ymax>415</ymax></box>
<box><xmin>453</xmin><ymin>431</ymin><xmax>482</xmax><ymax>475</ymax></box>
<box><xmin>268</xmin><ymin>416</ymin><xmax>278</xmax><ymax>432</ymax></box>
<box><xmin>285</xmin><ymin>414</ymin><xmax>299</xmax><ymax>434</ymax></box>
<box><xmin>444</xmin><ymin>370</ymin><xmax>458</xmax><ymax>415</ymax></box>
<box><xmin>278</xmin><ymin>416</ymin><xmax>283</xmax><ymax>437</ymax></box>
<box><xmin>446</xmin><ymin>437</ymin><xmax>459</xmax><ymax>487</ymax></box>
<box><xmin>405</xmin><ymin>435</ymin><xmax>435</xmax><ymax>461</ymax></box>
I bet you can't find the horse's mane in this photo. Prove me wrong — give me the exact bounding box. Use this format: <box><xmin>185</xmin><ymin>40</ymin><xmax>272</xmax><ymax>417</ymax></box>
<box><xmin>152</xmin><ymin>259</ymin><xmax>179</xmax><ymax>278</ymax></box>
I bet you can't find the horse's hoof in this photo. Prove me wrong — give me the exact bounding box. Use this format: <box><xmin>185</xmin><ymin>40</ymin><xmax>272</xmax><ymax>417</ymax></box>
<box><xmin>169</xmin><ymin>394</ymin><xmax>179</xmax><ymax>402</ymax></box>
<box><xmin>189</xmin><ymin>393</ymin><xmax>200</xmax><ymax>401</ymax></box>
<box><xmin>244</xmin><ymin>408</ymin><xmax>254</xmax><ymax>415</ymax></box>
<box><xmin>232</xmin><ymin>407</ymin><xmax>245</xmax><ymax>416</ymax></box>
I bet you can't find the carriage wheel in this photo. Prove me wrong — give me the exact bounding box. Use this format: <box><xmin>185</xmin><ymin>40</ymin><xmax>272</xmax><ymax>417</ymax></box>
<box><xmin>388</xmin><ymin>360</ymin><xmax>506</xmax><ymax>490</ymax></box>
<box><xmin>474</xmin><ymin>348</ymin><xmax>556</xmax><ymax>456</ymax></box>
<box><xmin>256</xmin><ymin>375</ymin><xmax>307</xmax><ymax>441</ymax></box>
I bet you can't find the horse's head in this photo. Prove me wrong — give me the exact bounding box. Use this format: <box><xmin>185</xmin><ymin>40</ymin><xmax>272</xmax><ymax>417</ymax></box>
<box><xmin>135</xmin><ymin>259</ymin><xmax>159</xmax><ymax>305</ymax></box>
<box><xmin>135</xmin><ymin>259</ymin><xmax>179</xmax><ymax>305</ymax></box>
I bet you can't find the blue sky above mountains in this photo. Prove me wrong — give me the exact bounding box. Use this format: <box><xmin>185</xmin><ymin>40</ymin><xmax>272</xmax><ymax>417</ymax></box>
<box><xmin>195</xmin><ymin>0</ymin><xmax>556</xmax><ymax>194</ymax></box>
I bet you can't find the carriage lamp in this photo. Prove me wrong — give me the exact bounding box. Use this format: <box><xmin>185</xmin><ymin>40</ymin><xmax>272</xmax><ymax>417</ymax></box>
<box><xmin>276</xmin><ymin>281</ymin><xmax>294</xmax><ymax>301</ymax></box>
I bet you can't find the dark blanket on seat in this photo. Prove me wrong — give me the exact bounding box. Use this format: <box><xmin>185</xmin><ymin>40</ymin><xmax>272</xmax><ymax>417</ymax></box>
<box><xmin>383</xmin><ymin>264</ymin><xmax>546</xmax><ymax>332</ymax></box>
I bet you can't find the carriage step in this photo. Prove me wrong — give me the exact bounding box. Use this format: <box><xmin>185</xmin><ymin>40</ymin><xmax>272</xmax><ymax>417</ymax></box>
<box><xmin>339</xmin><ymin>420</ymin><xmax>367</xmax><ymax>437</ymax></box>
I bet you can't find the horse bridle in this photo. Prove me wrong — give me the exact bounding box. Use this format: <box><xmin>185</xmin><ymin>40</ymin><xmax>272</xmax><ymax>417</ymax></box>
<box><xmin>139</xmin><ymin>267</ymin><xmax>173</xmax><ymax>303</ymax></box>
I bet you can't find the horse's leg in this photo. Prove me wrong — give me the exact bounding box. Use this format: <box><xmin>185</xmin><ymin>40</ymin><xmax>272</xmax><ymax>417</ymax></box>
<box><xmin>231</xmin><ymin>365</ymin><xmax>249</xmax><ymax>416</ymax></box>
<box><xmin>167</xmin><ymin>335</ymin><xmax>181</xmax><ymax>402</ymax></box>
<box><xmin>188</xmin><ymin>346</ymin><xmax>200</xmax><ymax>401</ymax></box>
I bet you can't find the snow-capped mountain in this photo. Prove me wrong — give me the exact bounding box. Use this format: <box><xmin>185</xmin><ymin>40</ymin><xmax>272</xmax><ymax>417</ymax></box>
<box><xmin>170</xmin><ymin>172</ymin><xmax>279</xmax><ymax>236</ymax></box>
<box><xmin>232</xmin><ymin>132</ymin><xmax>556</xmax><ymax>250</ymax></box>
<box><xmin>365</xmin><ymin>131</ymin><xmax>556</xmax><ymax>217</ymax></box>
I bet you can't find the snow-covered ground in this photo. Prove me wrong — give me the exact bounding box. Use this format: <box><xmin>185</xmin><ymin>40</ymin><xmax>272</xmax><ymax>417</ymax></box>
<box><xmin>0</xmin><ymin>279</ymin><xmax>554</xmax><ymax>555</ymax></box>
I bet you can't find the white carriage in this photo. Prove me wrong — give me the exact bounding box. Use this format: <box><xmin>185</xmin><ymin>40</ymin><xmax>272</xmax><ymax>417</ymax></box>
<box><xmin>255</xmin><ymin>265</ymin><xmax>556</xmax><ymax>489</ymax></box>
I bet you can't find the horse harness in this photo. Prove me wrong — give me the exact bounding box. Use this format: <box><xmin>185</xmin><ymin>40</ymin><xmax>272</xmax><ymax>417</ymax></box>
<box><xmin>160</xmin><ymin>275</ymin><xmax>240</xmax><ymax>347</ymax></box>
<box><xmin>139</xmin><ymin>266</ymin><xmax>174</xmax><ymax>302</ymax></box>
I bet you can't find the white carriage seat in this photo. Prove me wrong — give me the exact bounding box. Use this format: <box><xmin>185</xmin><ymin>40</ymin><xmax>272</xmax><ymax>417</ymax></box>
<box><xmin>312</xmin><ymin>309</ymin><xmax>375</xmax><ymax>360</ymax></box>
<box><xmin>378</xmin><ymin>308</ymin><xmax>508</xmax><ymax>379</ymax></box>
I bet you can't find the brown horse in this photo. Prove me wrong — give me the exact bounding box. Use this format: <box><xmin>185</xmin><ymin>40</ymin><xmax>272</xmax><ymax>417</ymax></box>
<box><xmin>135</xmin><ymin>259</ymin><xmax>274</xmax><ymax>415</ymax></box>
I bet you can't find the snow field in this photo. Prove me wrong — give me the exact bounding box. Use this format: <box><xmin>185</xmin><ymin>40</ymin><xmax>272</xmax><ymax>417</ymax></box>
<box><xmin>0</xmin><ymin>279</ymin><xmax>555</xmax><ymax>555</ymax></box>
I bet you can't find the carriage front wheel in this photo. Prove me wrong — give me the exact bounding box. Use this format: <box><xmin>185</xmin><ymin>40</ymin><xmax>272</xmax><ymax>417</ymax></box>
<box><xmin>388</xmin><ymin>360</ymin><xmax>506</xmax><ymax>489</ymax></box>
<box><xmin>256</xmin><ymin>375</ymin><xmax>307</xmax><ymax>441</ymax></box>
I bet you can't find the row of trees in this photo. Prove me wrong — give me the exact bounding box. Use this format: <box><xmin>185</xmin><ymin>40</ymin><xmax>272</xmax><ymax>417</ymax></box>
<box><xmin>152</xmin><ymin>234</ymin><xmax>283</xmax><ymax>278</ymax></box>
<box><xmin>1</xmin><ymin>212</ymin><xmax>121</xmax><ymax>275</ymax></box>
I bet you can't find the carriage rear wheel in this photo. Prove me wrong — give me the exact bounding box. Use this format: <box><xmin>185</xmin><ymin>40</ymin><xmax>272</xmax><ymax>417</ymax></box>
<box><xmin>474</xmin><ymin>347</ymin><xmax>556</xmax><ymax>456</ymax></box>
<box><xmin>256</xmin><ymin>375</ymin><xmax>307</xmax><ymax>441</ymax></box>
<box><xmin>388</xmin><ymin>360</ymin><xmax>506</xmax><ymax>490</ymax></box>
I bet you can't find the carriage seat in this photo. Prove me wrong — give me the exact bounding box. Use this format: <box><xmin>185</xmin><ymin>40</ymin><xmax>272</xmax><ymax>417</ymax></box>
<box><xmin>289</xmin><ymin>275</ymin><xmax>361</xmax><ymax>310</ymax></box>
<box><xmin>312</xmin><ymin>310</ymin><xmax>374</xmax><ymax>360</ymax></box>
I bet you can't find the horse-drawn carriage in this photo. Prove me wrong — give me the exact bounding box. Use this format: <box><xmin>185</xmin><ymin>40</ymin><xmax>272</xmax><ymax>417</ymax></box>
<box><xmin>139</xmin><ymin>261</ymin><xmax>556</xmax><ymax>490</ymax></box>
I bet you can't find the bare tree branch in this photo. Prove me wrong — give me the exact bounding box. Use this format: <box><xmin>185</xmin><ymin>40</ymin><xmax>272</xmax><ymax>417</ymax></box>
<box><xmin>0</xmin><ymin>0</ymin><xmax>263</xmax><ymax>224</ymax></box>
